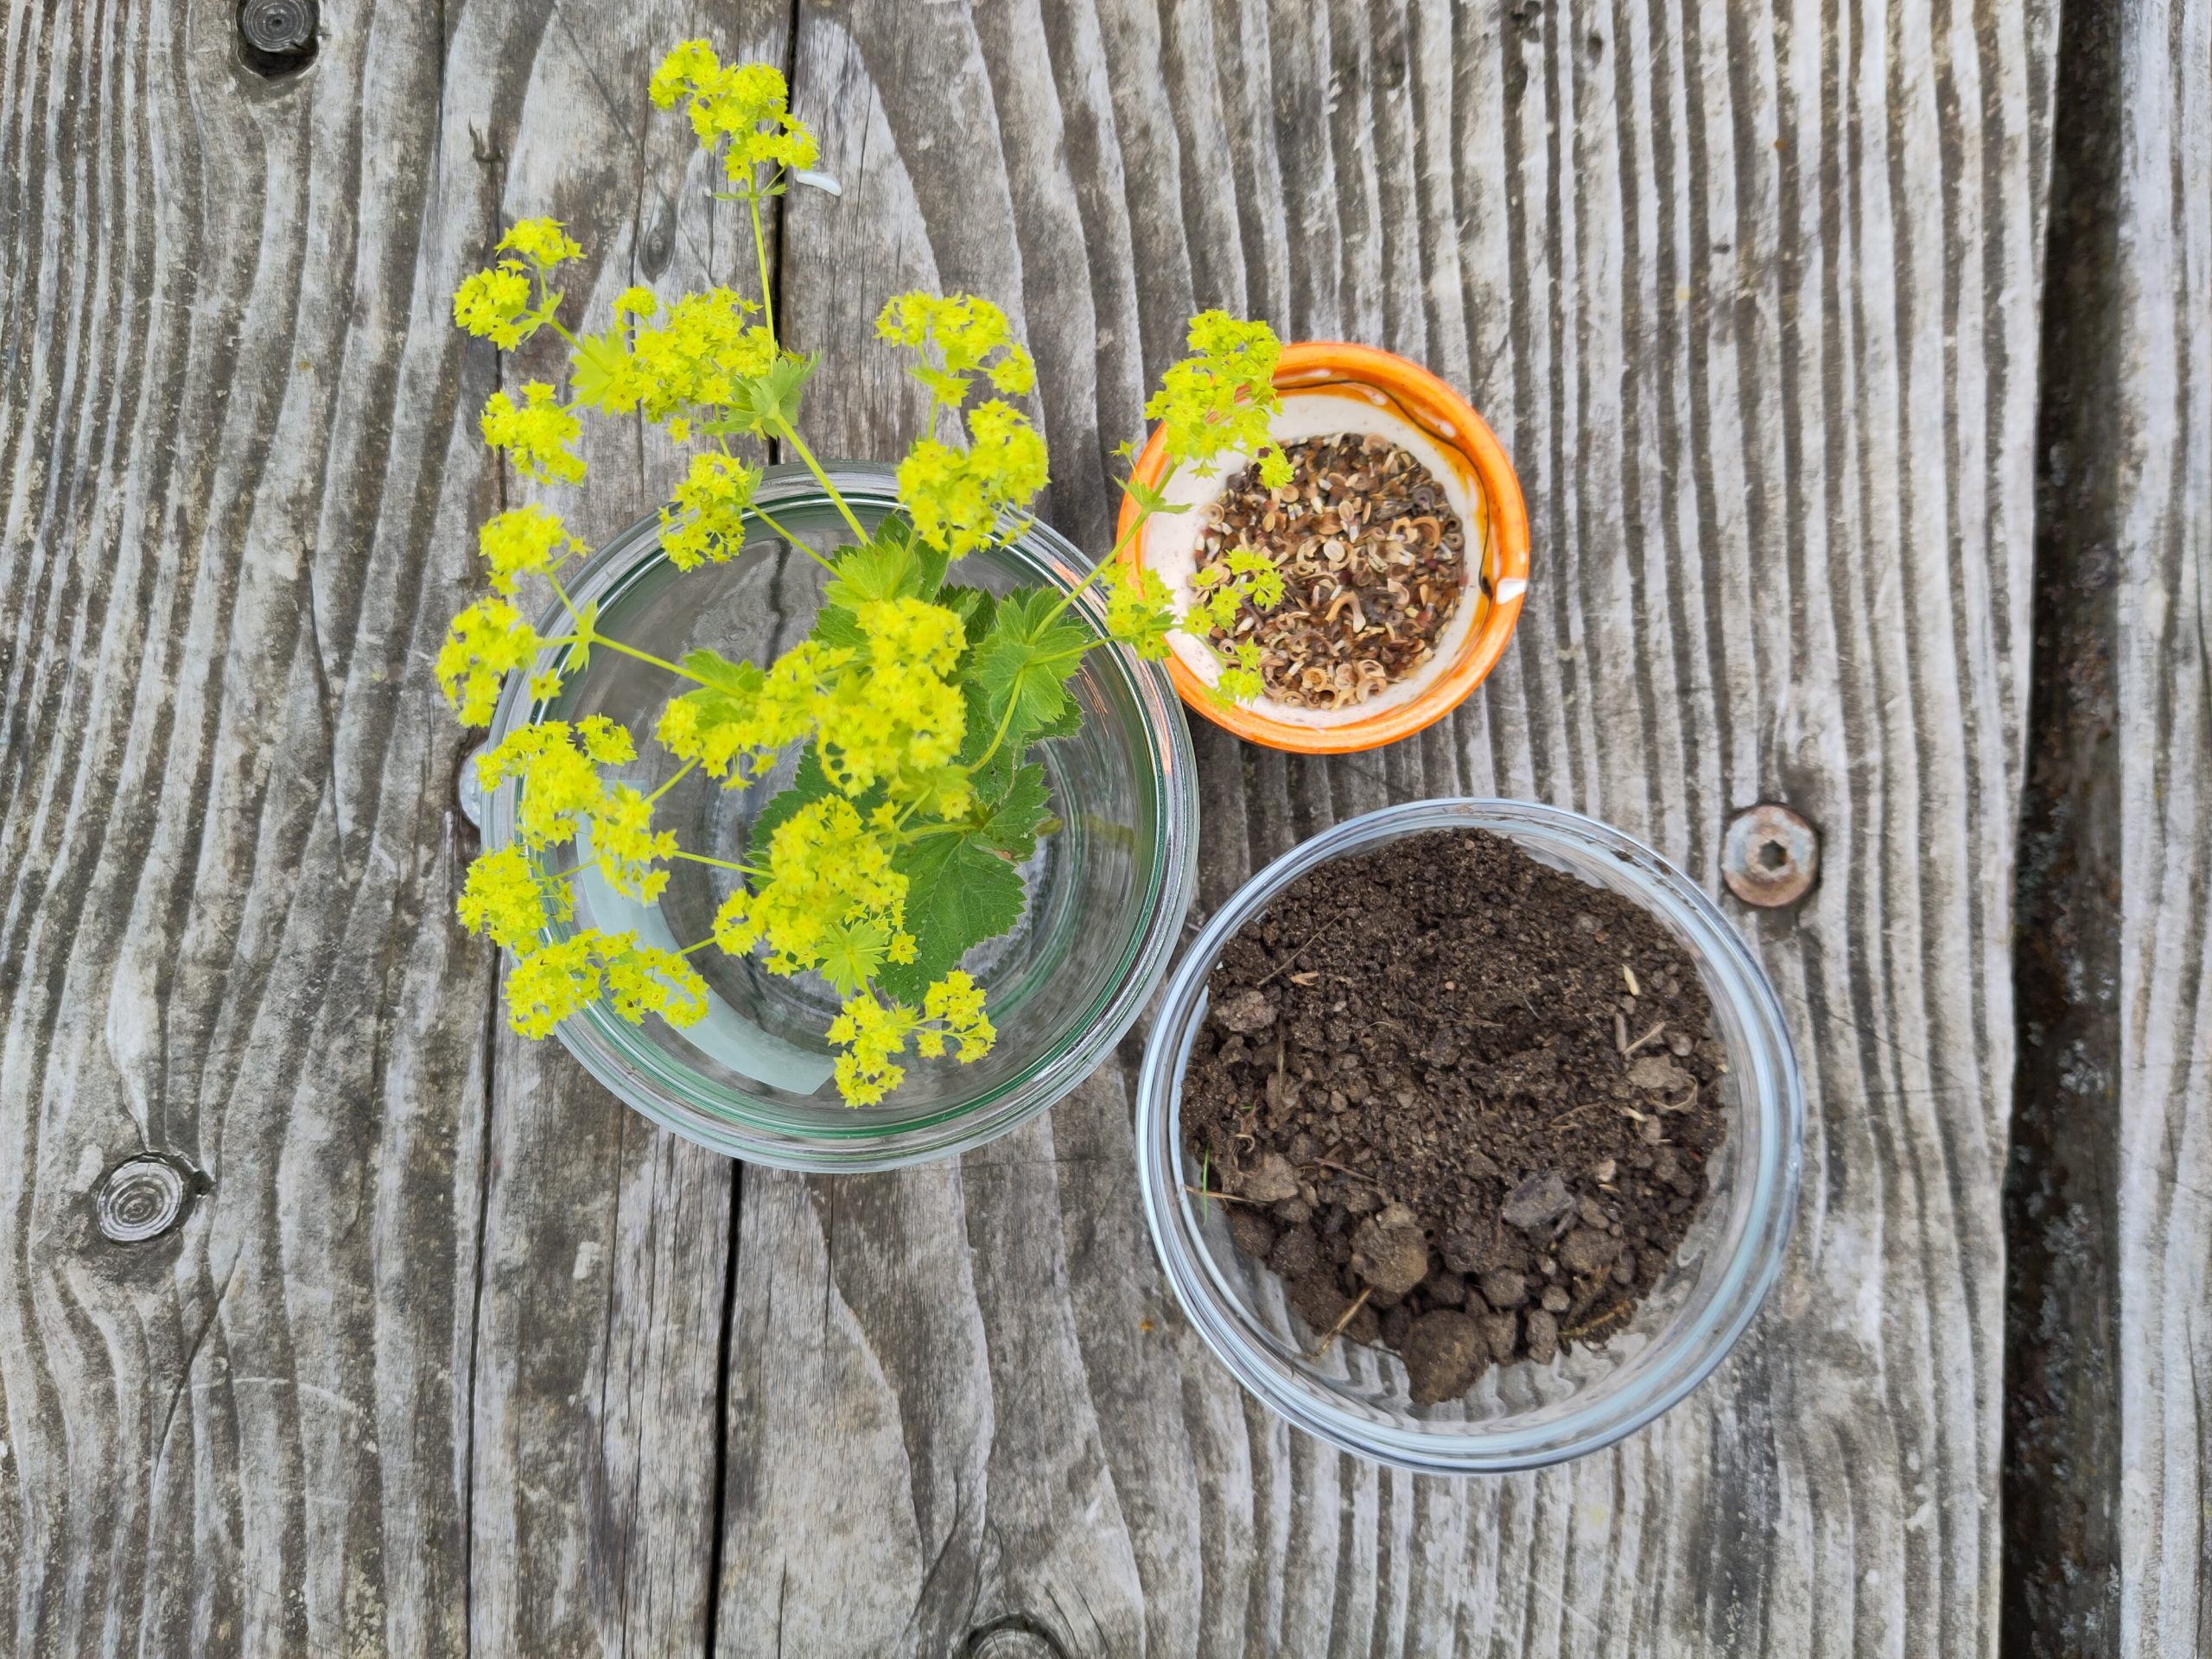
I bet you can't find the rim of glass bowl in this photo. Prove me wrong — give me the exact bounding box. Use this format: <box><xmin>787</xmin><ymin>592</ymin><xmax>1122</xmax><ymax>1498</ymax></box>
<box><xmin>1135</xmin><ymin>798</ymin><xmax>1803</xmax><ymax>1472</ymax></box>
<box><xmin>481</xmin><ymin>462</ymin><xmax>1200</xmax><ymax>1171</ymax></box>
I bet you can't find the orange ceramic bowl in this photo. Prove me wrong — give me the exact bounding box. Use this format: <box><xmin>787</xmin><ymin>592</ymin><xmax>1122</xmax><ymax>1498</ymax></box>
<box><xmin>1116</xmin><ymin>340</ymin><xmax>1529</xmax><ymax>754</ymax></box>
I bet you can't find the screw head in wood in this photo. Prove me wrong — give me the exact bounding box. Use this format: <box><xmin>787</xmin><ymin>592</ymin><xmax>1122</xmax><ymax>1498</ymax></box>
<box><xmin>96</xmin><ymin>1156</ymin><xmax>190</xmax><ymax>1243</ymax></box>
<box><xmin>1722</xmin><ymin>803</ymin><xmax>1818</xmax><ymax>907</ymax></box>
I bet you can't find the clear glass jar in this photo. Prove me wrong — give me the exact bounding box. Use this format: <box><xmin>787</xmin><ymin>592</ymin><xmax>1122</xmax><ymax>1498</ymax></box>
<box><xmin>479</xmin><ymin>464</ymin><xmax>1198</xmax><ymax>1170</ymax></box>
<box><xmin>1135</xmin><ymin>798</ymin><xmax>1802</xmax><ymax>1472</ymax></box>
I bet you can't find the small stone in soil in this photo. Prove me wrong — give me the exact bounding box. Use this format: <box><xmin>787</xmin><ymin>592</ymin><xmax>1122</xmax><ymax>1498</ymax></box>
<box><xmin>1402</xmin><ymin>1311</ymin><xmax>1486</xmax><ymax>1405</ymax></box>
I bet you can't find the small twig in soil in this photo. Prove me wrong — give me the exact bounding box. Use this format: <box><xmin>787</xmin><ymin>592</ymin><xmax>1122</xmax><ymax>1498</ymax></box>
<box><xmin>1308</xmin><ymin>1158</ymin><xmax>1383</xmax><ymax>1187</ymax></box>
<box><xmin>1623</xmin><ymin>1020</ymin><xmax>1668</xmax><ymax>1057</ymax></box>
<box><xmin>1549</xmin><ymin>1102</ymin><xmax>1605</xmax><ymax>1130</ymax></box>
<box><xmin>1184</xmin><ymin>1183</ymin><xmax>1269</xmax><ymax>1207</ymax></box>
<box><xmin>1309</xmin><ymin>1287</ymin><xmax>1374</xmax><ymax>1357</ymax></box>
<box><xmin>1563</xmin><ymin>1300</ymin><xmax>1633</xmax><ymax>1341</ymax></box>
<box><xmin>1256</xmin><ymin>917</ymin><xmax>1348</xmax><ymax>988</ymax></box>
<box><xmin>1613</xmin><ymin>1010</ymin><xmax>1630</xmax><ymax>1052</ymax></box>
<box><xmin>1658</xmin><ymin>1082</ymin><xmax>1700</xmax><ymax>1112</ymax></box>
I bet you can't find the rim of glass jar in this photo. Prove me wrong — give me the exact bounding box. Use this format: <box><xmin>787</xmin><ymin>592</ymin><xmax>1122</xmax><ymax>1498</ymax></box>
<box><xmin>481</xmin><ymin>463</ymin><xmax>1200</xmax><ymax>1171</ymax></box>
<box><xmin>1135</xmin><ymin>798</ymin><xmax>1803</xmax><ymax>1472</ymax></box>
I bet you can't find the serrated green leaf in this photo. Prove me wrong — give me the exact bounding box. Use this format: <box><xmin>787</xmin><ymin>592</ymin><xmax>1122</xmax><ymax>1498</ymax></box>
<box><xmin>703</xmin><ymin>352</ymin><xmax>817</xmax><ymax>437</ymax></box>
<box><xmin>937</xmin><ymin>588</ymin><xmax>998</xmax><ymax>659</ymax></box>
<box><xmin>568</xmin><ymin>328</ymin><xmax>632</xmax><ymax>410</ymax></box>
<box><xmin>809</xmin><ymin>605</ymin><xmax>868</xmax><ymax>650</ymax></box>
<box><xmin>971</xmin><ymin>588</ymin><xmax>1093</xmax><ymax>744</ymax></box>
<box><xmin>876</xmin><ymin>831</ymin><xmax>1024</xmax><ymax>1003</ymax></box>
<box><xmin>747</xmin><ymin>745</ymin><xmax>842</xmax><ymax>868</ymax></box>
<box><xmin>681</xmin><ymin>648</ymin><xmax>766</xmax><ymax>696</ymax></box>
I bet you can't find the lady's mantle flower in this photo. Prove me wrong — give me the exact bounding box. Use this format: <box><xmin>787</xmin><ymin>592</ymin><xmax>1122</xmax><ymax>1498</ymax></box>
<box><xmin>437</xmin><ymin>598</ymin><xmax>543</xmax><ymax>726</ymax></box>
<box><xmin>711</xmin><ymin>796</ymin><xmax>912</xmax><ymax>987</ymax></box>
<box><xmin>479</xmin><ymin>504</ymin><xmax>582</xmax><ymax>595</ymax></box>
<box><xmin>650</xmin><ymin>44</ymin><xmax>817</xmax><ymax>185</ymax></box>
<box><xmin>481</xmin><ymin>383</ymin><xmax>584</xmax><ymax>485</ymax></box>
<box><xmin>505</xmin><ymin>929</ymin><xmax>707</xmax><ymax>1039</ymax></box>
<box><xmin>875</xmin><ymin>292</ymin><xmax>1037</xmax><ymax>409</ymax></box>
<box><xmin>1147</xmin><ymin>310</ymin><xmax>1292</xmax><ymax>484</ymax></box>
<box><xmin>456</xmin><ymin>844</ymin><xmax>558</xmax><ymax>949</ymax></box>
<box><xmin>896</xmin><ymin>399</ymin><xmax>1048</xmax><ymax>559</ymax></box>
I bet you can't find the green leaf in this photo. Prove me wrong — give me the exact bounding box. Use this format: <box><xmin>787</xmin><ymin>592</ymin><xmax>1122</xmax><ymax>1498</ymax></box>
<box><xmin>877</xmin><ymin>831</ymin><xmax>1024</xmax><ymax>1003</ymax></box>
<box><xmin>809</xmin><ymin>605</ymin><xmax>868</xmax><ymax>650</ymax></box>
<box><xmin>937</xmin><ymin>585</ymin><xmax>996</xmax><ymax>650</ymax></box>
<box><xmin>706</xmin><ymin>352</ymin><xmax>817</xmax><ymax>436</ymax></box>
<box><xmin>747</xmin><ymin>745</ymin><xmax>840</xmax><ymax>868</ymax></box>
<box><xmin>876</xmin><ymin>762</ymin><xmax>1053</xmax><ymax>1002</ymax></box>
<box><xmin>970</xmin><ymin>589</ymin><xmax>1092</xmax><ymax>747</ymax></box>
<box><xmin>681</xmin><ymin>648</ymin><xmax>766</xmax><ymax>697</ymax></box>
<box><xmin>568</xmin><ymin>328</ymin><xmax>633</xmax><ymax>410</ymax></box>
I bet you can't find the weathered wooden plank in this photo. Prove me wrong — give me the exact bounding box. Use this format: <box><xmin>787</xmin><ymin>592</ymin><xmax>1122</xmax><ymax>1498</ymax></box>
<box><xmin>2110</xmin><ymin>1</ymin><xmax>2212</xmax><ymax>1654</ymax></box>
<box><xmin>449</xmin><ymin>5</ymin><xmax>788</xmax><ymax>1656</ymax></box>
<box><xmin>726</xmin><ymin>1</ymin><xmax>2054</xmax><ymax>1653</ymax></box>
<box><xmin>0</xmin><ymin>4</ymin><xmax>493</xmax><ymax>1655</ymax></box>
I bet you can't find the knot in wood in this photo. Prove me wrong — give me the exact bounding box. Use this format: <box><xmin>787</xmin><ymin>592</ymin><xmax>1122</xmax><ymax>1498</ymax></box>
<box><xmin>238</xmin><ymin>0</ymin><xmax>316</xmax><ymax>73</ymax></box>
<box><xmin>1722</xmin><ymin>803</ymin><xmax>1819</xmax><ymax>907</ymax></box>
<box><xmin>96</xmin><ymin>1156</ymin><xmax>191</xmax><ymax>1243</ymax></box>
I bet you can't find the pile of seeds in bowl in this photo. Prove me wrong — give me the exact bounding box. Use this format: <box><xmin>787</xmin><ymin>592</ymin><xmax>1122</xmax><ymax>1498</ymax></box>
<box><xmin>1192</xmin><ymin>432</ymin><xmax>1468</xmax><ymax>710</ymax></box>
<box><xmin>1180</xmin><ymin>827</ymin><xmax>1729</xmax><ymax>1405</ymax></box>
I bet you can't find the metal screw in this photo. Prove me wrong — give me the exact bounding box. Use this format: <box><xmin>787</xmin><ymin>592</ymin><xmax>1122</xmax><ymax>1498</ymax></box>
<box><xmin>457</xmin><ymin>742</ymin><xmax>488</xmax><ymax>830</ymax></box>
<box><xmin>1722</xmin><ymin>803</ymin><xmax>1818</xmax><ymax>907</ymax></box>
<box><xmin>96</xmin><ymin>1156</ymin><xmax>191</xmax><ymax>1243</ymax></box>
<box><xmin>238</xmin><ymin>0</ymin><xmax>316</xmax><ymax>73</ymax></box>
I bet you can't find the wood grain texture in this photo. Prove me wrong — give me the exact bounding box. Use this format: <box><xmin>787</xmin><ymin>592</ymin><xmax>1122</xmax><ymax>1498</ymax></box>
<box><xmin>2111</xmin><ymin>0</ymin><xmax>2212</xmax><ymax>1654</ymax></box>
<box><xmin>720</xmin><ymin>1</ymin><xmax>2055</xmax><ymax>1654</ymax></box>
<box><xmin>0</xmin><ymin>3</ymin><xmax>494</xmax><ymax>1654</ymax></box>
<box><xmin>452</xmin><ymin>5</ymin><xmax>785</xmax><ymax>1656</ymax></box>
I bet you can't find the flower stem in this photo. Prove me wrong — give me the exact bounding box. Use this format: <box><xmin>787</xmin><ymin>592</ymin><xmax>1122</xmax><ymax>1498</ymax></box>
<box><xmin>747</xmin><ymin>188</ymin><xmax>776</xmax><ymax>346</ymax></box>
<box><xmin>1041</xmin><ymin>459</ymin><xmax>1180</xmax><ymax>626</ymax></box>
<box><xmin>773</xmin><ymin>420</ymin><xmax>871</xmax><ymax>543</ymax></box>
<box><xmin>645</xmin><ymin>760</ymin><xmax>698</xmax><ymax>804</ymax></box>
<box><xmin>672</xmin><ymin>849</ymin><xmax>763</xmax><ymax>876</ymax></box>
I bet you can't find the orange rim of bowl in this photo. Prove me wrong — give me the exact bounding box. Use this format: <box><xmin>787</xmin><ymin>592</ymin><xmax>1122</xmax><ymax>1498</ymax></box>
<box><xmin>1116</xmin><ymin>340</ymin><xmax>1530</xmax><ymax>754</ymax></box>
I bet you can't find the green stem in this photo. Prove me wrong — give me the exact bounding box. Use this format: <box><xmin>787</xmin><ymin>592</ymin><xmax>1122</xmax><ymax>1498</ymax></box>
<box><xmin>773</xmin><ymin>420</ymin><xmax>870</xmax><ymax>543</ymax></box>
<box><xmin>1040</xmin><ymin>458</ymin><xmax>1181</xmax><ymax>626</ymax></box>
<box><xmin>964</xmin><ymin>690</ymin><xmax>1025</xmax><ymax>775</ymax></box>
<box><xmin>645</xmin><ymin>760</ymin><xmax>698</xmax><ymax>804</ymax></box>
<box><xmin>747</xmin><ymin>187</ymin><xmax>776</xmax><ymax>346</ymax></box>
<box><xmin>679</xmin><ymin>936</ymin><xmax>720</xmax><ymax>957</ymax></box>
<box><xmin>672</xmin><ymin>849</ymin><xmax>764</xmax><ymax>877</ymax></box>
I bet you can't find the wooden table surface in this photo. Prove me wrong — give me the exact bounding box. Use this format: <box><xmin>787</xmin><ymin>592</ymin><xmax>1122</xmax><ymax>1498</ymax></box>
<box><xmin>2</xmin><ymin>2</ymin><xmax>2205</xmax><ymax>1655</ymax></box>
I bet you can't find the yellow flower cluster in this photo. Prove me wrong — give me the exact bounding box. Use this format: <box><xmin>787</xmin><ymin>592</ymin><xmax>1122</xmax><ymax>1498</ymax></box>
<box><xmin>1146</xmin><ymin>310</ymin><xmax>1291</xmax><ymax>483</ymax></box>
<box><xmin>711</xmin><ymin>796</ymin><xmax>914</xmax><ymax>988</ymax></box>
<box><xmin>456</xmin><ymin>844</ymin><xmax>560</xmax><ymax>949</ymax></box>
<box><xmin>474</xmin><ymin>719</ymin><xmax>673</xmax><ymax>900</ymax></box>
<box><xmin>918</xmin><ymin>971</ymin><xmax>994</xmax><ymax>1060</ymax></box>
<box><xmin>662</xmin><ymin>450</ymin><xmax>762</xmax><ymax>570</ymax></box>
<box><xmin>658</xmin><ymin>642</ymin><xmax>827</xmax><ymax>784</ymax></box>
<box><xmin>1104</xmin><ymin>563</ymin><xmax>1177</xmax><ymax>660</ymax></box>
<box><xmin>498</xmin><ymin>218</ymin><xmax>583</xmax><ymax>268</ymax></box>
<box><xmin>1190</xmin><ymin>545</ymin><xmax>1286</xmax><ymax>629</ymax></box>
<box><xmin>437</xmin><ymin>597</ymin><xmax>544</xmax><ymax>725</ymax></box>
<box><xmin>896</xmin><ymin>400</ymin><xmax>1049</xmax><ymax>559</ymax></box>
<box><xmin>453</xmin><ymin>266</ymin><xmax>535</xmax><ymax>349</ymax></box>
<box><xmin>479</xmin><ymin>504</ymin><xmax>582</xmax><ymax>595</ymax></box>
<box><xmin>481</xmin><ymin>383</ymin><xmax>584</xmax><ymax>484</ymax></box>
<box><xmin>451</xmin><ymin>216</ymin><xmax>584</xmax><ymax>349</ymax></box>
<box><xmin>624</xmin><ymin>289</ymin><xmax>778</xmax><ymax>423</ymax></box>
<box><xmin>875</xmin><ymin>292</ymin><xmax>1037</xmax><ymax>409</ymax></box>
<box><xmin>826</xmin><ymin>995</ymin><xmax>919</xmax><ymax>1105</ymax></box>
<box><xmin>815</xmin><ymin>599</ymin><xmax>969</xmax><ymax>804</ymax></box>
<box><xmin>649</xmin><ymin>43</ymin><xmax>818</xmax><ymax>185</ymax></box>
<box><xmin>825</xmin><ymin>971</ymin><xmax>995</xmax><ymax>1105</ymax></box>
<box><xmin>505</xmin><ymin>929</ymin><xmax>707</xmax><ymax>1039</ymax></box>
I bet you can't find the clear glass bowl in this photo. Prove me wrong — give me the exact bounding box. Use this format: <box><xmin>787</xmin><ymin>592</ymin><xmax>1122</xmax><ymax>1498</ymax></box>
<box><xmin>1135</xmin><ymin>798</ymin><xmax>1802</xmax><ymax>1472</ymax></box>
<box><xmin>480</xmin><ymin>463</ymin><xmax>1198</xmax><ymax>1170</ymax></box>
